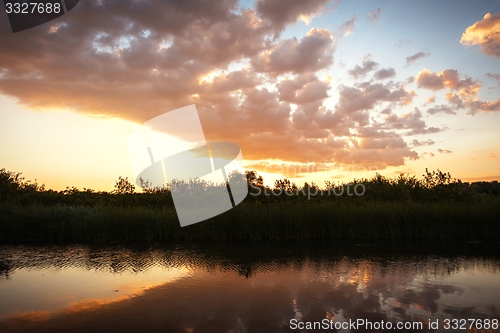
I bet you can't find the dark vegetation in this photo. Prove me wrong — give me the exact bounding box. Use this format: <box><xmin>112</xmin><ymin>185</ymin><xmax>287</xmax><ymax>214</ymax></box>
<box><xmin>0</xmin><ymin>168</ymin><xmax>499</xmax><ymax>243</ymax></box>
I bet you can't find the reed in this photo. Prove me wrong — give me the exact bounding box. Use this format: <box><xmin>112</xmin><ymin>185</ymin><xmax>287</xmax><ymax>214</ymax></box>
<box><xmin>1</xmin><ymin>200</ymin><xmax>498</xmax><ymax>243</ymax></box>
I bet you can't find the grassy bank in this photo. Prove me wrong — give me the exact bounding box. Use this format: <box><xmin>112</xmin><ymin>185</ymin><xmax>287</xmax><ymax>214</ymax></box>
<box><xmin>1</xmin><ymin>200</ymin><xmax>499</xmax><ymax>242</ymax></box>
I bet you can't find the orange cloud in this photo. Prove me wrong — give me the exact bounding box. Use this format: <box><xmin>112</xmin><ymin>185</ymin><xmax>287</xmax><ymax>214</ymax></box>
<box><xmin>423</xmin><ymin>96</ymin><xmax>435</xmax><ymax>106</ymax></box>
<box><xmin>0</xmin><ymin>1</ymin><xmax>437</xmax><ymax>172</ymax></box>
<box><xmin>416</xmin><ymin>68</ymin><xmax>500</xmax><ymax>114</ymax></box>
<box><xmin>460</xmin><ymin>13</ymin><xmax>500</xmax><ymax>57</ymax></box>
<box><xmin>416</xmin><ymin>69</ymin><xmax>479</xmax><ymax>91</ymax></box>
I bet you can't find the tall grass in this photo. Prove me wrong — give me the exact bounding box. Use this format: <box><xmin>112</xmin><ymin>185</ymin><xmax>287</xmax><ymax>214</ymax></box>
<box><xmin>1</xmin><ymin>200</ymin><xmax>499</xmax><ymax>243</ymax></box>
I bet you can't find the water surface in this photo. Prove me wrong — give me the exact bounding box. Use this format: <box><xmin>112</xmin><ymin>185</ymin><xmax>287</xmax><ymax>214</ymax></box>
<box><xmin>0</xmin><ymin>242</ymin><xmax>499</xmax><ymax>332</ymax></box>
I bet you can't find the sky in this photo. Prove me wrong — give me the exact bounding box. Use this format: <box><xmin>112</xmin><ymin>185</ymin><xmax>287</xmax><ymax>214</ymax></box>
<box><xmin>0</xmin><ymin>0</ymin><xmax>499</xmax><ymax>191</ymax></box>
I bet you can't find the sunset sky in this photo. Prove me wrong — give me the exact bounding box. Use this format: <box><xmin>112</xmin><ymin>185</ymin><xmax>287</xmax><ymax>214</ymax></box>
<box><xmin>1</xmin><ymin>0</ymin><xmax>499</xmax><ymax>191</ymax></box>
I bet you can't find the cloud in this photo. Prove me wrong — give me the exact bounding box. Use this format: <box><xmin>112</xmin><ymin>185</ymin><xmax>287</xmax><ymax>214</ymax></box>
<box><xmin>351</xmin><ymin>129</ymin><xmax>419</xmax><ymax>167</ymax></box>
<box><xmin>348</xmin><ymin>55</ymin><xmax>378</xmax><ymax>79</ymax></box>
<box><xmin>416</xmin><ymin>69</ymin><xmax>479</xmax><ymax>92</ymax></box>
<box><xmin>373</xmin><ymin>68</ymin><xmax>396</xmax><ymax>80</ymax></box>
<box><xmin>336</xmin><ymin>82</ymin><xmax>415</xmax><ymax>119</ymax></box>
<box><xmin>0</xmin><ymin>0</ymin><xmax>433</xmax><ymax>171</ymax></box>
<box><xmin>445</xmin><ymin>91</ymin><xmax>500</xmax><ymax>114</ymax></box>
<box><xmin>367</xmin><ymin>8</ymin><xmax>381</xmax><ymax>23</ymax></box>
<box><xmin>338</xmin><ymin>15</ymin><xmax>357</xmax><ymax>36</ymax></box>
<box><xmin>244</xmin><ymin>161</ymin><xmax>326</xmax><ymax>179</ymax></box>
<box><xmin>466</xmin><ymin>99</ymin><xmax>500</xmax><ymax>113</ymax></box>
<box><xmin>196</xmin><ymin>73</ymin><xmax>423</xmax><ymax>169</ymax></box>
<box><xmin>236</xmin><ymin>77</ymin><xmax>423</xmax><ymax>168</ymax></box>
<box><xmin>460</xmin><ymin>13</ymin><xmax>500</xmax><ymax>57</ymax></box>
<box><xmin>445</xmin><ymin>93</ymin><xmax>464</xmax><ymax>109</ymax></box>
<box><xmin>423</xmin><ymin>96</ymin><xmax>435</xmax><ymax>106</ymax></box>
<box><xmin>405</xmin><ymin>51</ymin><xmax>430</xmax><ymax>65</ymax></box>
<box><xmin>420</xmin><ymin>152</ymin><xmax>435</xmax><ymax>158</ymax></box>
<box><xmin>427</xmin><ymin>105</ymin><xmax>457</xmax><ymax>115</ymax></box>
<box><xmin>486</xmin><ymin>73</ymin><xmax>500</xmax><ymax>85</ymax></box>
<box><xmin>438</xmin><ymin>149</ymin><xmax>452</xmax><ymax>154</ymax></box>
<box><xmin>0</xmin><ymin>1</ymin><xmax>272</xmax><ymax>120</ymax></box>
<box><xmin>252</xmin><ymin>28</ymin><xmax>334</xmax><ymax>75</ymax></box>
<box><xmin>413</xmin><ymin>70</ymin><xmax>500</xmax><ymax>114</ymax></box>
<box><xmin>381</xmin><ymin>108</ymin><xmax>446</xmax><ymax>135</ymax></box>
<box><xmin>412</xmin><ymin>139</ymin><xmax>435</xmax><ymax>147</ymax></box>
<box><xmin>396</xmin><ymin>38</ymin><xmax>411</xmax><ymax>49</ymax></box>
<box><xmin>255</xmin><ymin>0</ymin><xmax>331</xmax><ymax>35</ymax></box>
<box><xmin>278</xmin><ymin>74</ymin><xmax>330</xmax><ymax>105</ymax></box>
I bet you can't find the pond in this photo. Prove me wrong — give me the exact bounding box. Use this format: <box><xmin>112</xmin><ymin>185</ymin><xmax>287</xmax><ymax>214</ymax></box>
<box><xmin>0</xmin><ymin>241</ymin><xmax>499</xmax><ymax>332</ymax></box>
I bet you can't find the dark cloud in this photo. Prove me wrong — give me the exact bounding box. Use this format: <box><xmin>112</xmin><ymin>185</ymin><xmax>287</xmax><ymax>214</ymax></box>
<box><xmin>380</xmin><ymin>108</ymin><xmax>446</xmax><ymax>135</ymax></box>
<box><xmin>486</xmin><ymin>73</ymin><xmax>500</xmax><ymax>85</ymax></box>
<box><xmin>336</xmin><ymin>82</ymin><xmax>414</xmax><ymax>116</ymax></box>
<box><xmin>348</xmin><ymin>55</ymin><xmax>378</xmax><ymax>79</ymax></box>
<box><xmin>412</xmin><ymin>139</ymin><xmax>435</xmax><ymax>147</ymax></box>
<box><xmin>427</xmin><ymin>105</ymin><xmax>457</xmax><ymax>115</ymax></box>
<box><xmin>0</xmin><ymin>1</ymin><xmax>273</xmax><ymax>121</ymax></box>
<box><xmin>255</xmin><ymin>0</ymin><xmax>331</xmax><ymax>35</ymax></box>
<box><xmin>438</xmin><ymin>149</ymin><xmax>452</xmax><ymax>154</ymax></box>
<box><xmin>373</xmin><ymin>68</ymin><xmax>396</xmax><ymax>80</ymax></box>
<box><xmin>252</xmin><ymin>28</ymin><xmax>334</xmax><ymax>75</ymax></box>
<box><xmin>405</xmin><ymin>76</ymin><xmax>415</xmax><ymax>84</ymax></box>
<box><xmin>406</xmin><ymin>51</ymin><xmax>430</xmax><ymax>65</ymax></box>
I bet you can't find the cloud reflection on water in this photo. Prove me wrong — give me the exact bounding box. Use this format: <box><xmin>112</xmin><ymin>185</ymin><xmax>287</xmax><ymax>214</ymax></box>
<box><xmin>0</xmin><ymin>242</ymin><xmax>499</xmax><ymax>333</ymax></box>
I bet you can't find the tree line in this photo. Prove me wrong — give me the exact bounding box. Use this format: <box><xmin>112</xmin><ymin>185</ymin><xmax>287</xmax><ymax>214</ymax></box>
<box><xmin>0</xmin><ymin>167</ymin><xmax>499</xmax><ymax>207</ymax></box>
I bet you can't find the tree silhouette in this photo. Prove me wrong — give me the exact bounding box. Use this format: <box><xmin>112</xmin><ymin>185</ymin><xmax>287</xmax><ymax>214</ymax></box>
<box><xmin>113</xmin><ymin>176</ymin><xmax>135</xmax><ymax>194</ymax></box>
